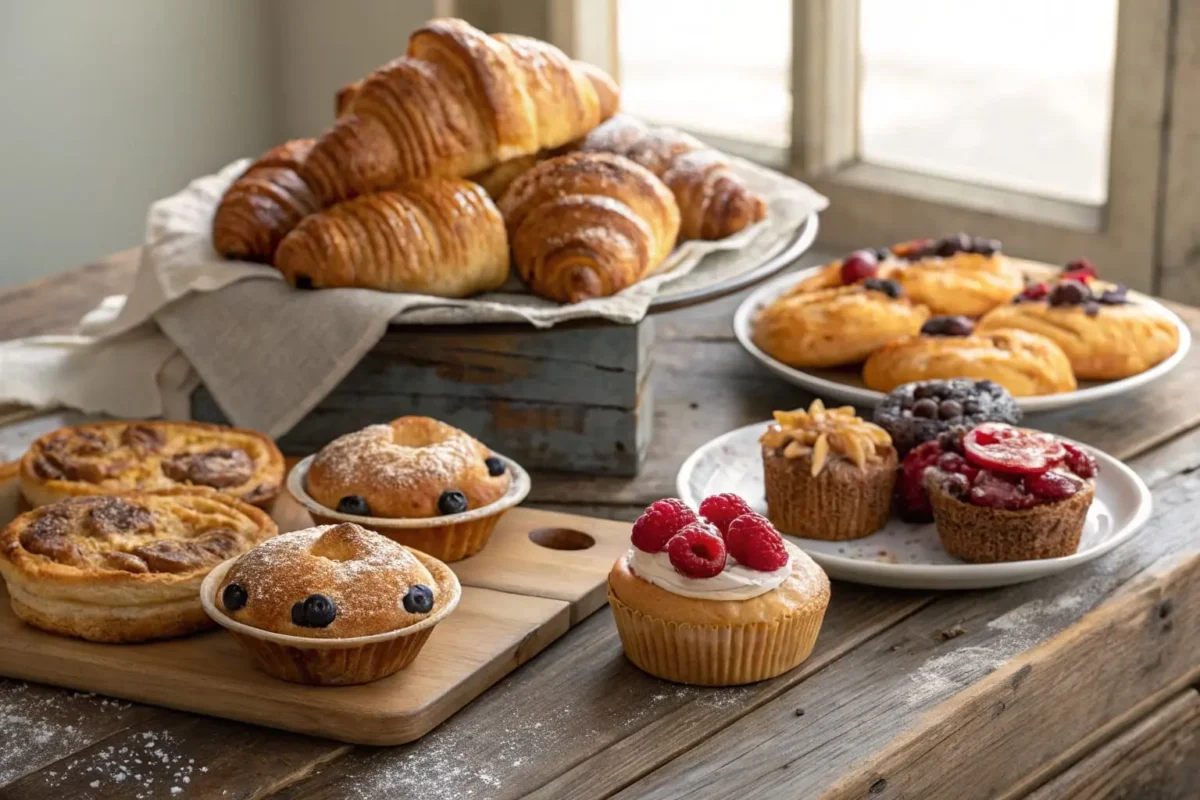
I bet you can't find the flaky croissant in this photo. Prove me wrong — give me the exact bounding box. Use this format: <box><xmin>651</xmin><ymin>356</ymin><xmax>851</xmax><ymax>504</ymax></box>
<box><xmin>302</xmin><ymin>18</ymin><xmax>619</xmax><ymax>206</ymax></box>
<box><xmin>469</xmin><ymin>154</ymin><xmax>541</xmax><ymax>200</ymax></box>
<box><xmin>577</xmin><ymin>114</ymin><xmax>767</xmax><ymax>241</ymax></box>
<box><xmin>212</xmin><ymin>139</ymin><xmax>319</xmax><ymax>263</ymax></box>
<box><xmin>274</xmin><ymin>178</ymin><xmax>509</xmax><ymax>297</ymax></box>
<box><xmin>498</xmin><ymin>152</ymin><xmax>681</xmax><ymax>304</ymax></box>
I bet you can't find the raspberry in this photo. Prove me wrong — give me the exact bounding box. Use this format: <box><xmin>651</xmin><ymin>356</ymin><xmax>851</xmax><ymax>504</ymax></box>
<box><xmin>631</xmin><ymin>499</ymin><xmax>697</xmax><ymax>553</ymax></box>
<box><xmin>1062</xmin><ymin>258</ymin><xmax>1098</xmax><ymax>283</ymax></box>
<box><xmin>1062</xmin><ymin>443</ymin><xmax>1098</xmax><ymax>479</ymax></box>
<box><xmin>725</xmin><ymin>513</ymin><xmax>789</xmax><ymax>571</ymax></box>
<box><xmin>897</xmin><ymin>440</ymin><xmax>945</xmax><ymax>521</ymax></box>
<box><xmin>968</xmin><ymin>471</ymin><xmax>1037</xmax><ymax>510</ymax></box>
<box><xmin>1025</xmin><ymin>470</ymin><xmax>1084</xmax><ymax>502</ymax></box>
<box><xmin>666</xmin><ymin>523</ymin><xmax>727</xmax><ymax>578</ymax></box>
<box><xmin>698</xmin><ymin>493</ymin><xmax>753</xmax><ymax>536</ymax></box>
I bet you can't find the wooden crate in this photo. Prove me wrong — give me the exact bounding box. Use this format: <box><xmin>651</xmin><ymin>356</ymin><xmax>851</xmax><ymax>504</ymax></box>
<box><xmin>191</xmin><ymin>318</ymin><xmax>654</xmax><ymax>476</ymax></box>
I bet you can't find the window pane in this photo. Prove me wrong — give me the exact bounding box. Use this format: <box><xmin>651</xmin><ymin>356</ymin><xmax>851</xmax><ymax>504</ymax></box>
<box><xmin>616</xmin><ymin>0</ymin><xmax>791</xmax><ymax>148</ymax></box>
<box><xmin>859</xmin><ymin>0</ymin><xmax>1118</xmax><ymax>204</ymax></box>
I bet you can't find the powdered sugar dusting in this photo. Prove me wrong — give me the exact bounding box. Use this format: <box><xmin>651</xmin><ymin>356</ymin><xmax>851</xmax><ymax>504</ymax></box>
<box><xmin>32</xmin><ymin>727</ymin><xmax>209</xmax><ymax>798</ymax></box>
<box><xmin>310</xmin><ymin>423</ymin><xmax>481</xmax><ymax>494</ymax></box>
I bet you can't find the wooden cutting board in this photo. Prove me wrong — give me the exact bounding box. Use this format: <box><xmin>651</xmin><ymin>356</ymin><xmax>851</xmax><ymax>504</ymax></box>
<box><xmin>0</xmin><ymin>462</ymin><xmax>632</xmax><ymax>745</ymax></box>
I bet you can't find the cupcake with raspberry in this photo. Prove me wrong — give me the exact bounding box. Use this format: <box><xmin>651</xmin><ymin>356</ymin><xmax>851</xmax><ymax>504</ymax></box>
<box><xmin>607</xmin><ymin>494</ymin><xmax>830</xmax><ymax>686</ymax></box>
<box><xmin>760</xmin><ymin>400</ymin><xmax>897</xmax><ymax>540</ymax></box>
<box><xmin>923</xmin><ymin>423</ymin><xmax>1099</xmax><ymax>562</ymax></box>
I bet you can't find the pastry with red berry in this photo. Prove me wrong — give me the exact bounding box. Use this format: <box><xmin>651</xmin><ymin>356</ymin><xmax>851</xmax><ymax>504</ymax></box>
<box><xmin>792</xmin><ymin>234</ymin><xmax>1023</xmax><ymax>318</ymax></box>
<box><xmin>607</xmin><ymin>496</ymin><xmax>830</xmax><ymax>686</ymax></box>
<box><xmin>978</xmin><ymin>258</ymin><xmax>1180</xmax><ymax>380</ymax></box>
<box><xmin>923</xmin><ymin>423</ymin><xmax>1099</xmax><ymax>562</ymax></box>
<box><xmin>760</xmin><ymin>400</ymin><xmax>897</xmax><ymax>540</ymax></box>
<box><xmin>751</xmin><ymin>279</ymin><xmax>930</xmax><ymax>368</ymax></box>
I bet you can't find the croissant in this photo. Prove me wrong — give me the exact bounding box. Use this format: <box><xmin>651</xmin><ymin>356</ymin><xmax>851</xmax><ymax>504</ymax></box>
<box><xmin>335</xmin><ymin>80</ymin><xmax>361</xmax><ymax>117</ymax></box>
<box><xmin>498</xmin><ymin>152</ymin><xmax>681</xmax><ymax>304</ymax></box>
<box><xmin>469</xmin><ymin>154</ymin><xmax>541</xmax><ymax>199</ymax></box>
<box><xmin>212</xmin><ymin>139</ymin><xmax>319</xmax><ymax>263</ymax></box>
<box><xmin>301</xmin><ymin>18</ymin><xmax>619</xmax><ymax>206</ymax></box>
<box><xmin>274</xmin><ymin>178</ymin><xmax>509</xmax><ymax>297</ymax></box>
<box><xmin>577</xmin><ymin>114</ymin><xmax>767</xmax><ymax>241</ymax></box>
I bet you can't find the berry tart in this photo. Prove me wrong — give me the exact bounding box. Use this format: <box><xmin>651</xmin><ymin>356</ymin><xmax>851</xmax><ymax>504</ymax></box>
<box><xmin>607</xmin><ymin>495</ymin><xmax>830</xmax><ymax>685</ymax></box>
<box><xmin>793</xmin><ymin>234</ymin><xmax>1023</xmax><ymax>317</ymax></box>
<box><xmin>914</xmin><ymin>423</ymin><xmax>1099</xmax><ymax>562</ymax></box>
<box><xmin>862</xmin><ymin>315</ymin><xmax>1075</xmax><ymax>397</ymax></box>
<box><xmin>203</xmin><ymin>521</ymin><xmax>460</xmax><ymax>684</ymax></box>
<box><xmin>297</xmin><ymin>416</ymin><xmax>521</xmax><ymax>561</ymax></box>
<box><xmin>760</xmin><ymin>400</ymin><xmax>897</xmax><ymax>540</ymax></box>
<box><xmin>977</xmin><ymin>259</ymin><xmax>1180</xmax><ymax>380</ymax></box>
<box><xmin>751</xmin><ymin>279</ymin><xmax>930</xmax><ymax>368</ymax></box>
<box><xmin>874</xmin><ymin>378</ymin><xmax>1022</xmax><ymax>457</ymax></box>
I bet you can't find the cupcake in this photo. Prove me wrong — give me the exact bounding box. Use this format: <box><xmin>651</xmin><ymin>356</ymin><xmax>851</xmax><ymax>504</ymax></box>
<box><xmin>202</xmin><ymin>522</ymin><xmax>460</xmax><ymax>684</ymax></box>
<box><xmin>873</xmin><ymin>378</ymin><xmax>1022</xmax><ymax>456</ymax></box>
<box><xmin>607</xmin><ymin>495</ymin><xmax>829</xmax><ymax>686</ymax></box>
<box><xmin>761</xmin><ymin>400</ymin><xmax>897</xmax><ymax>540</ymax></box>
<box><xmin>923</xmin><ymin>423</ymin><xmax>1098</xmax><ymax>562</ymax></box>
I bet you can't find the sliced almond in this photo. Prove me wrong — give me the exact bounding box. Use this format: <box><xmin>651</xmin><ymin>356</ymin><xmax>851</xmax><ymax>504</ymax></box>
<box><xmin>811</xmin><ymin>433</ymin><xmax>829</xmax><ymax>476</ymax></box>
<box><xmin>784</xmin><ymin>440</ymin><xmax>807</xmax><ymax>458</ymax></box>
<box><xmin>844</xmin><ymin>432</ymin><xmax>867</xmax><ymax>468</ymax></box>
<box><xmin>808</xmin><ymin>398</ymin><xmax>825</xmax><ymax>415</ymax></box>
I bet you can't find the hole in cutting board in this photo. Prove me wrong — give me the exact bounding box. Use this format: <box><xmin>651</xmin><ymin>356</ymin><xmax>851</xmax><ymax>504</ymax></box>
<box><xmin>528</xmin><ymin>528</ymin><xmax>595</xmax><ymax>551</ymax></box>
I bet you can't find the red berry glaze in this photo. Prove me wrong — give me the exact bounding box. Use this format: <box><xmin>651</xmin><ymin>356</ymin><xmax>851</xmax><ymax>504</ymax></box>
<box><xmin>963</xmin><ymin>423</ymin><xmax>1065</xmax><ymax>475</ymax></box>
<box><xmin>698</xmin><ymin>493</ymin><xmax>753</xmax><ymax>536</ymax></box>
<box><xmin>1062</xmin><ymin>258</ymin><xmax>1098</xmax><ymax>283</ymax></box>
<box><xmin>839</xmin><ymin>250</ymin><xmax>879</xmax><ymax>284</ymax></box>
<box><xmin>968</xmin><ymin>471</ymin><xmax>1038</xmax><ymax>510</ymax></box>
<box><xmin>725</xmin><ymin>513</ymin><xmax>790</xmax><ymax>571</ymax></box>
<box><xmin>897</xmin><ymin>440</ymin><xmax>946</xmax><ymax>521</ymax></box>
<box><xmin>1025</xmin><ymin>470</ymin><xmax>1084</xmax><ymax>502</ymax></box>
<box><xmin>1019</xmin><ymin>281</ymin><xmax>1050</xmax><ymax>301</ymax></box>
<box><xmin>631</xmin><ymin>498</ymin><xmax>698</xmax><ymax>553</ymax></box>
<box><xmin>666</xmin><ymin>523</ymin><xmax>727</xmax><ymax>578</ymax></box>
<box><xmin>1062</xmin><ymin>443</ymin><xmax>1099</xmax><ymax>479</ymax></box>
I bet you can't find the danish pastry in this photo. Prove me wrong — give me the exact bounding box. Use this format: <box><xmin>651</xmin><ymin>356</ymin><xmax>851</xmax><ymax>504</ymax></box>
<box><xmin>20</xmin><ymin>421</ymin><xmax>284</xmax><ymax>509</ymax></box>
<box><xmin>0</xmin><ymin>490</ymin><xmax>277</xmax><ymax>642</ymax></box>
<box><xmin>752</xmin><ymin>279</ymin><xmax>930</xmax><ymax>368</ymax></box>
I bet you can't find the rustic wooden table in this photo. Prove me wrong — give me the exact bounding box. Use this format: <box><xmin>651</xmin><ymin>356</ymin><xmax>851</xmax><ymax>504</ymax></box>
<box><xmin>0</xmin><ymin>250</ymin><xmax>1197</xmax><ymax>800</ymax></box>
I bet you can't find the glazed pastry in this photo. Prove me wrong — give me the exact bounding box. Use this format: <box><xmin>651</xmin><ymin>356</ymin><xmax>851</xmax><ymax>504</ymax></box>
<box><xmin>212</xmin><ymin>139</ymin><xmax>319</xmax><ymax>263</ymax></box>
<box><xmin>752</xmin><ymin>279</ymin><xmax>930</xmax><ymax>368</ymax></box>
<box><xmin>760</xmin><ymin>400</ymin><xmax>897</xmax><ymax>540</ymax></box>
<box><xmin>274</xmin><ymin>179</ymin><xmax>509</xmax><ymax>296</ymax></box>
<box><xmin>862</xmin><ymin>317</ymin><xmax>1076</xmax><ymax>397</ymax></box>
<box><xmin>608</xmin><ymin>495</ymin><xmax>829</xmax><ymax>685</ymax></box>
<box><xmin>873</xmin><ymin>378</ymin><xmax>1022</xmax><ymax>458</ymax></box>
<box><xmin>301</xmin><ymin>19</ymin><xmax>619</xmax><ymax>205</ymax></box>
<box><xmin>0</xmin><ymin>491</ymin><xmax>276</xmax><ymax>642</ymax></box>
<box><xmin>498</xmin><ymin>152</ymin><xmax>681</xmax><ymax>303</ymax></box>
<box><xmin>577</xmin><ymin>114</ymin><xmax>767</xmax><ymax>240</ymax></box>
<box><xmin>978</xmin><ymin>268</ymin><xmax>1180</xmax><ymax>380</ymax></box>
<box><xmin>211</xmin><ymin>522</ymin><xmax>460</xmax><ymax>684</ymax></box>
<box><xmin>795</xmin><ymin>234</ymin><xmax>1023</xmax><ymax>317</ymax></box>
<box><xmin>921</xmin><ymin>423</ymin><xmax>1099</xmax><ymax>562</ymax></box>
<box><xmin>20</xmin><ymin>421</ymin><xmax>284</xmax><ymax>509</ymax></box>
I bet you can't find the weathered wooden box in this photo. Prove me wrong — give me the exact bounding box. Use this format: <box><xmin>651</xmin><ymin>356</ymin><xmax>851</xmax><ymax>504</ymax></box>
<box><xmin>191</xmin><ymin>318</ymin><xmax>654</xmax><ymax>476</ymax></box>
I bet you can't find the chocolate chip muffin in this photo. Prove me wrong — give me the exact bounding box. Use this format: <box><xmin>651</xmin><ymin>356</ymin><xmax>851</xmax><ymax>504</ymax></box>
<box><xmin>873</xmin><ymin>379</ymin><xmax>1021</xmax><ymax>456</ymax></box>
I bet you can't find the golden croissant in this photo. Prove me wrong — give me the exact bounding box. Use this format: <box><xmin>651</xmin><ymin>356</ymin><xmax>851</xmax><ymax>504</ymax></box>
<box><xmin>274</xmin><ymin>178</ymin><xmax>509</xmax><ymax>297</ymax></box>
<box><xmin>577</xmin><ymin>114</ymin><xmax>767</xmax><ymax>240</ymax></box>
<box><xmin>302</xmin><ymin>18</ymin><xmax>619</xmax><ymax>206</ymax></box>
<box><xmin>212</xmin><ymin>139</ymin><xmax>319</xmax><ymax>263</ymax></box>
<box><xmin>498</xmin><ymin>152</ymin><xmax>681</xmax><ymax>304</ymax></box>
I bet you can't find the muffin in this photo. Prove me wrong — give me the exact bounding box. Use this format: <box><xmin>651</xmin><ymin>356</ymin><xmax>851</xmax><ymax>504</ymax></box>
<box><xmin>760</xmin><ymin>399</ymin><xmax>897</xmax><ymax>540</ymax></box>
<box><xmin>922</xmin><ymin>423</ymin><xmax>1099</xmax><ymax>562</ymax></box>
<box><xmin>873</xmin><ymin>378</ymin><xmax>1022</xmax><ymax>457</ymax></box>
<box><xmin>607</xmin><ymin>495</ymin><xmax>829</xmax><ymax>685</ymax></box>
<box><xmin>205</xmin><ymin>522</ymin><xmax>461</xmax><ymax>684</ymax></box>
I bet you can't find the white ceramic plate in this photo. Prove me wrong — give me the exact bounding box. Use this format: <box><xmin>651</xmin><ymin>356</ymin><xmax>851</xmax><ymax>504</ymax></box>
<box><xmin>676</xmin><ymin>421</ymin><xmax>1152</xmax><ymax>590</ymax></box>
<box><xmin>732</xmin><ymin>265</ymin><xmax>1192</xmax><ymax>414</ymax></box>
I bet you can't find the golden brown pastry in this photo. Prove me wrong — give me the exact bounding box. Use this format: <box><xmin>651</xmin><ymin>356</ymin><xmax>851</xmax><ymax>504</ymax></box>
<box><xmin>274</xmin><ymin>178</ymin><xmax>509</xmax><ymax>295</ymax></box>
<box><xmin>752</xmin><ymin>280</ymin><xmax>931</xmax><ymax>368</ymax></box>
<box><xmin>20</xmin><ymin>421</ymin><xmax>284</xmax><ymax>509</ymax></box>
<box><xmin>0</xmin><ymin>490</ymin><xmax>277</xmax><ymax>642</ymax></box>
<box><xmin>577</xmin><ymin>114</ymin><xmax>767</xmax><ymax>241</ymax></box>
<box><xmin>863</xmin><ymin>328</ymin><xmax>1077</xmax><ymax>397</ymax></box>
<box><xmin>212</xmin><ymin>139</ymin><xmax>319</xmax><ymax>263</ymax></box>
<box><xmin>335</xmin><ymin>80</ymin><xmax>362</xmax><ymax>117</ymax></box>
<box><xmin>498</xmin><ymin>152</ymin><xmax>681</xmax><ymax>303</ymax></box>
<box><xmin>301</xmin><ymin>19</ymin><xmax>619</xmax><ymax>206</ymax></box>
<box><xmin>469</xmin><ymin>154</ymin><xmax>541</xmax><ymax>199</ymax></box>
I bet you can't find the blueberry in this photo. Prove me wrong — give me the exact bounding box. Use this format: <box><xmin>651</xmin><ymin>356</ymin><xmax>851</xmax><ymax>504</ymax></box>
<box><xmin>222</xmin><ymin>583</ymin><xmax>247</xmax><ymax>611</ymax></box>
<box><xmin>872</xmin><ymin>246</ymin><xmax>892</xmax><ymax>261</ymax></box>
<box><xmin>972</xmin><ymin>237</ymin><xmax>1001</xmax><ymax>256</ymax></box>
<box><xmin>862</xmin><ymin>277</ymin><xmax>903</xmax><ymax>299</ymax></box>
<box><xmin>437</xmin><ymin>490</ymin><xmax>468</xmax><ymax>515</ymax></box>
<box><xmin>963</xmin><ymin>400</ymin><xmax>982</xmax><ymax>415</ymax></box>
<box><xmin>336</xmin><ymin>495</ymin><xmax>371</xmax><ymax>516</ymax></box>
<box><xmin>938</xmin><ymin>399</ymin><xmax>963</xmax><ymax>420</ymax></box>
<box><xmin>1099</xmin><ymin>285</ymin><xmax>1129</xmax><ymax>305</ymax></box>
<box><xmin>936</xmin><ymin>233</ymin><xmax>971</xmax><ymax>257</ymax></box>
<box><xmin>294</xmin><ymin>274</ymin><xmax>314</xmax><ymax>290</ymax></box>
<box><xmin>912</xmin><ymin>398</ymin><xmax>939</xmax><ymax>419</ymax></box>
<box><xmin>1084</xmin><ymin>301</ymin><xmax>1101</xmax><ymax>317</ymax></box>
<box><xmin>921</xmin><ymin>315</ymin><xmax>975</xmax><ymax>337</ymax></box>
<box><xmin>913</xmin><ymin>383</ymin><xmax>939</xmax><ymax>400</ymax></box>
<box><xmin>1049</xmin><ymin>280</ymin><xmax>1090</xmax><ymax>307</ymax></box>
<box><xmin>485</xmin><ymin>456</ymin><xmax>506</xmax><ymax>477</ymax></box>
<box><xmin>292</xmin><ymin>593</ymin><xmax>337</xmax><ymax>628</ymax></box>
<box><xmin>975</xmin><ymin>379</ymin><xmax>999</xmax><ymax>394</ymax></box>
<box><xmin>403</xmin><ymin>584</ymin><xmax>435</xmax><ymax>614</ymax></box>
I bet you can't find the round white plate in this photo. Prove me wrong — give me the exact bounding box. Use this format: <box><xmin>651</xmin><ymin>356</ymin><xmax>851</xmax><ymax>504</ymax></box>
<box><xmin>732</xmin><ymin>265</ymin><xmax>1191</xmax><ymax>414</ymax></box>
<box><xmin>676</xmin><ymin>421</ymin><xmax>1152</xmax><ymax>590</ymax></box>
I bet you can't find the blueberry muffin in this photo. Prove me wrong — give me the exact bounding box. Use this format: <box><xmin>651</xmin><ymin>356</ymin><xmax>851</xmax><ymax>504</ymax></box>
<box><xmin>873</xmin><ymin>378</ymin><xmax>1022</xmax><ymax>456</ymax></box>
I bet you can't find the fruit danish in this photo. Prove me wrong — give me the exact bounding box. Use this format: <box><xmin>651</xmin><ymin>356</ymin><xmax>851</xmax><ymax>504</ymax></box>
<box><xmin>0</xmin><ymin>490</ymin><xmax>276</xmax><ymax>642</ymax></box>
<box><xmin>19</xmin><ymin>421</ymin><xmax>284</xmax><ymax>509</ymax></box>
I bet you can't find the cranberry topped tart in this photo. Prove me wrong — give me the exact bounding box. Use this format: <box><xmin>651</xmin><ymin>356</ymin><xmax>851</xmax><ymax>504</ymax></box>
<box><xmin>0</xmin><ymin>490</ymin><xmax>276</xmax><ymax>642</ymax></box>
<box><xmin>19</xmin><ymin>421</ymin><xmax>284</xmax><ymax>509</ymax></box>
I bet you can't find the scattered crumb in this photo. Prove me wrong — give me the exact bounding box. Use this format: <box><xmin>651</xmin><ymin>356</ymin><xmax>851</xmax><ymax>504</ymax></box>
<box><xmin>793</xmin><ymin>708</ymin><xmax>806</xmax><ymax>717</ymax></box>
<box><xmin>688</xmin><ymin>402</ymin><xmax>699</xmax><ymax>410</ymax></box>
<box><xmin>934</xmin><ymin>624</ymin><xmax>968</xmax><ymax>642</ymax></box>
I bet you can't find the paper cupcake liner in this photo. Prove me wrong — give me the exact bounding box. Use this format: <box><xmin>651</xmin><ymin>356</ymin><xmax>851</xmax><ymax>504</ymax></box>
<box><xmin>226</xmin><ymin>625</ymin><xmax>435</xmax><ymax>686</ymax></box>
<box><xmin>607</xmin><ymin>591</ymin><xmax>827</xmax><ymax>686</ymax></box>
<box><xmin>763</xmin><ymin>450</ymin><xmax>895</xmax><ymax>540</ymax></box>
<box><xmin>307</xmin><ymin>511</ymin><xmax>503</xmax><ymax>562</ymax></box>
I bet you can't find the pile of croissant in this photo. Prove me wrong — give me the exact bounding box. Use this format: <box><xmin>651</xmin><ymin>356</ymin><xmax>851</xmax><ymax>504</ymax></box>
<box><xmin>210</xmin><ymin>18</ymin><xmax>768</xmax><ymax>304</ymax></box>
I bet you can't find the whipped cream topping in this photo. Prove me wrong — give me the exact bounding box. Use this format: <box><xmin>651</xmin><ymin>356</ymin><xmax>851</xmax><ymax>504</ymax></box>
<box><xmin>629</xmin><ymin>542</ymin><xmax>795</xmax><ymax>600</ymax></box>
